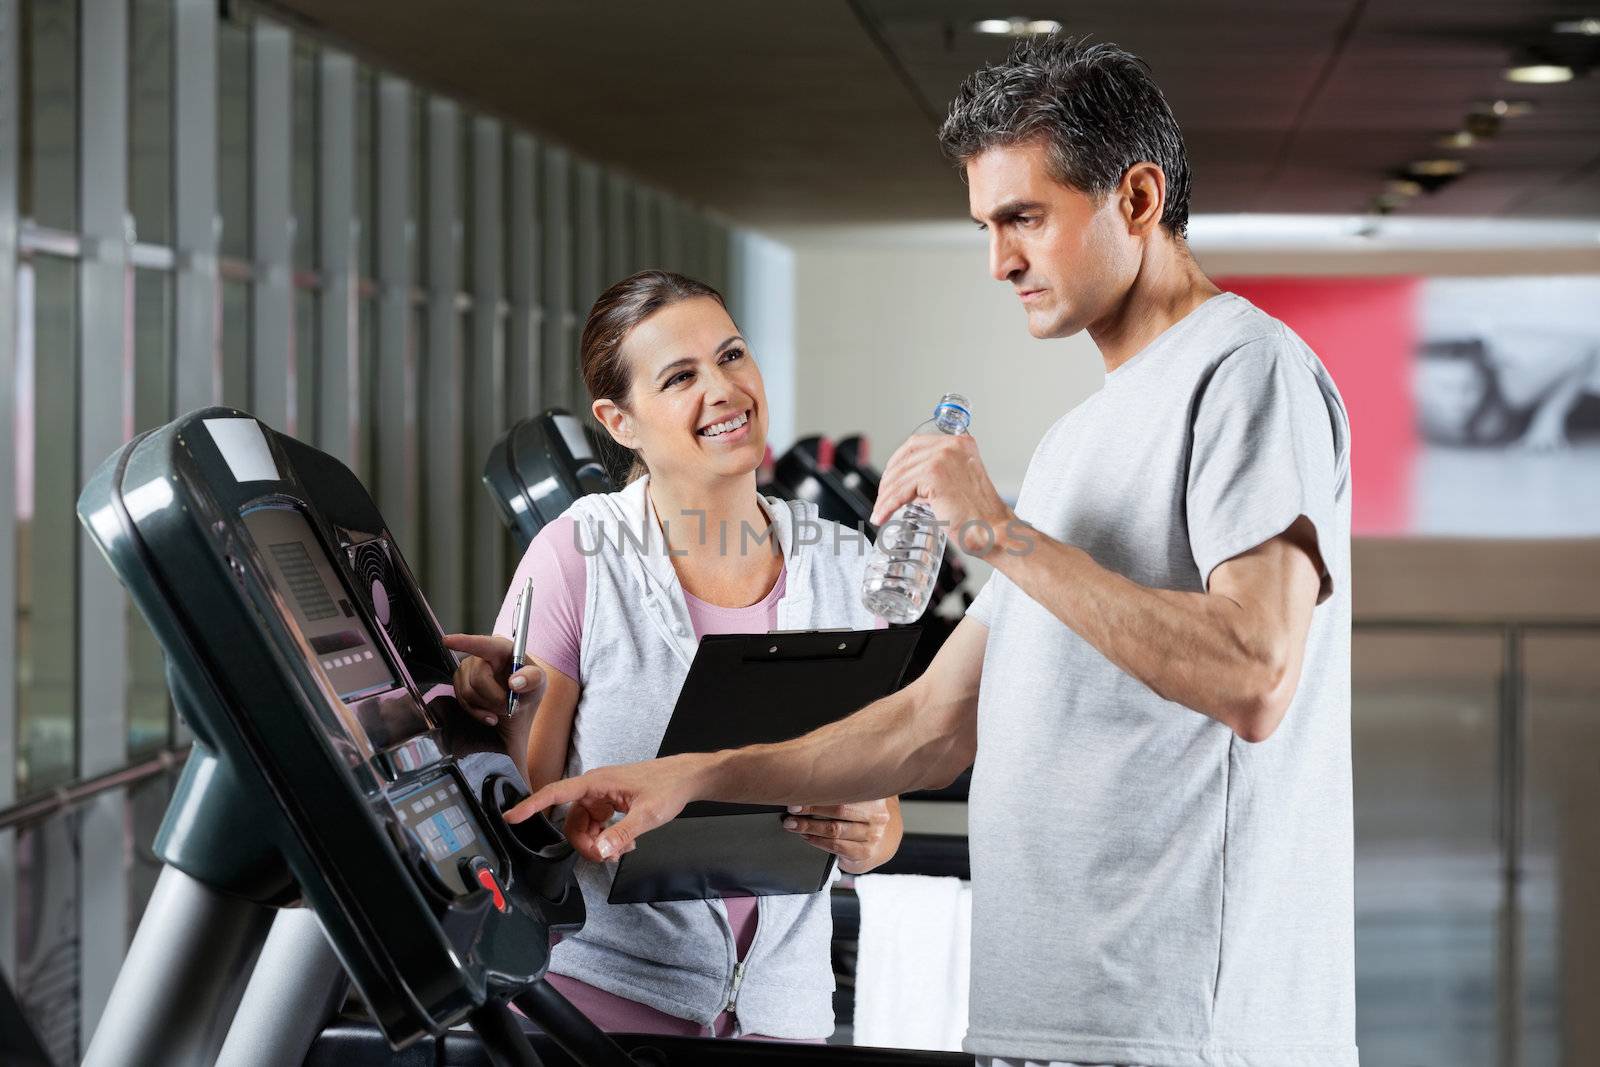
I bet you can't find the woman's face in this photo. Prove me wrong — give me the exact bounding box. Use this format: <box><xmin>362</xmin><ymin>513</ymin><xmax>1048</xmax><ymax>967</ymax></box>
<box><xmin>598</xmin><ymin>296</ymin><xmax>769</xmax><ymax>485</ymax></box>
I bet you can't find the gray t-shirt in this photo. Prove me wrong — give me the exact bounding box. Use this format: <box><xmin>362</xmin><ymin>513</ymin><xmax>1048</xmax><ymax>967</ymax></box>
<box><xmin>964</xmin><ymin>293</ymin><xmax>1355</xmax><ymax>1067</ymax></box>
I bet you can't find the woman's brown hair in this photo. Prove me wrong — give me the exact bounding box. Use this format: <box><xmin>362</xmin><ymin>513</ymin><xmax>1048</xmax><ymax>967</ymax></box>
<box><xmin>580</xmin><ymin>270</ymin><xmax>730</xmax><ymax>482</ymax></box>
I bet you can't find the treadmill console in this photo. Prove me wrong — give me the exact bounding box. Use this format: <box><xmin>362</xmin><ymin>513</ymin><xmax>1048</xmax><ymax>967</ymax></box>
<box><xmin>482</xmin><ymin>409</ymin><xmax>618</xmax><ymax>551</ymax></box>
<box><xmin>78</xmin><ymin>409</ymin><xmax>584</xmax><ymax>1050</ymax></box>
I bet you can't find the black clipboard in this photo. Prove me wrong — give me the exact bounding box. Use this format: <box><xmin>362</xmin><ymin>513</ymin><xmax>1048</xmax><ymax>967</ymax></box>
<box><xmin>607</xmin><ymin>626</ymin><xmax>920</xmax><ymax>905</ymax></box>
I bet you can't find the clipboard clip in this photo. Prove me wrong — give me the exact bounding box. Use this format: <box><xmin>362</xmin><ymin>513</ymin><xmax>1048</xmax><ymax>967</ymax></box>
<box><xmin>744</xmin><ymin>630</ymin><xmax>870</xmax><ymax>661</ymax></box>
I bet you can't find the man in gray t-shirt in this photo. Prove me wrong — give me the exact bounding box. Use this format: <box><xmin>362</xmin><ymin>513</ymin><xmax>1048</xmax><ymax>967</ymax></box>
<box><xmin>520</xmin><ymin>36</ymin><xmax>1356</xmax><ymax>1067</ymax></box>
<box><xmin>959</xmin><ymin>291</ymin><xmax>1353</xmax><ymax>1067</ymax></box>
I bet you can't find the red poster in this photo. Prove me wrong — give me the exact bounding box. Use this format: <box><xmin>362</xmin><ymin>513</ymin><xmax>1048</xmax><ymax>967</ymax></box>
<box><xmin>1218</xmin><ymin>277</ymin><xmax>1419</xmax><ymax>535</ymax></box>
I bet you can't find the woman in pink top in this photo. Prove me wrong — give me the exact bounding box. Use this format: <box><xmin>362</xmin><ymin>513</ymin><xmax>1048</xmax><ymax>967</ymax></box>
<box><xmin>446</xmin><ymin>271</ymin><xmax>903</xmax><ymax>1040</ymax></box>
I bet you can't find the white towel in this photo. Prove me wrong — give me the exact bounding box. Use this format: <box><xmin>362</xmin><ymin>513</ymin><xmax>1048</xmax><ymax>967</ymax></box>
<box><xmin>851</xmin><ymin>873</ymin><xmax>972</xmax><ymax>1051</ymax></box>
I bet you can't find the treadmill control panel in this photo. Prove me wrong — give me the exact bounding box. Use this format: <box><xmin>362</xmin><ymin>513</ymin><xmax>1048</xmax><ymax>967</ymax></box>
<box><xmin>391</xmin><ymin>773</ymin><xmax>496</xmax><ymax>896</ymax></box>
<box><xmin>79</xmin><ymin>409</ymin><xmax>586</xmax><ymax>1047</ymax></box>
<box><xmin>243</xmin><ymin>505</ymin><xmax>396</xmax><ymax>703</ymax></box>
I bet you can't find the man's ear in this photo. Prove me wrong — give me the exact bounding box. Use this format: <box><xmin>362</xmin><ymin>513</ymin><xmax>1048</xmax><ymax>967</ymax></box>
<box><xmin>1121</xmin><ymin>162</ymin><xmax>1166</xmax><ymax>235</ymax></box>
<box><xmin>592</xmin><ymin>398</ymin><xmax>636</xmax><ymax>449</ymax></box>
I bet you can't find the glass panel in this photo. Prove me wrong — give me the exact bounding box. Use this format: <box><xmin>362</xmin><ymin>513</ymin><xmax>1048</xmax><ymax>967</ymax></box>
<box><xmin>295</xmin><ymin>287</ymin><xmax>319</xmax><ymax>444</ymax></box>
<box><xmin>221</xmin><ymin>280</ymin><xmax>251</xmax><ymax>410</ymax></box>
<box><xmin>1353</xmin><ymin>631</ymin><xmax>1503</xmax><ymax>1066</ymax></box>
<box><xmin>16</xmin><ymin>258</ymin><xmax>78</xmax><ymax>797</ymax></box>
<box><xmin>129</xmin><ymin>0</ymin><xmax>174</xmax><ymax>246</ymax></box>
<box><xmin>410</xmin><ymin>301</ymin><xmax>428</xmax><ymax>584</ymax></box>
<box><xmin>605</xmin><ymin>180</ymin><xmax>633</xmax><ymax>288</ymax></box>
<box><xmin>459</xmin><ymin>117</ymin><xmax>474</xmax><ymax>293</ymax></box>
<box><xmin>128</xmin><ymin>271</ymin><xmax>174</xmax><ymax>755</ymax></box>
<box><xmin>15</xmin><ymin>809</ymin><xmax>81</xmax><ymax>1065</ymax></box>
<box><xmin>502</xmin><ymin>146</ymin><xmax>516</xmax><ymax>302</ymax></box>
<box><xmin>216</xmin><ymin>17</ymin><xmax>252</xmax><ymax>260</ymax></box>
<box><xmin>19</xmin><ymin>0</ymin><xmax>80</xmax><ymax>230</ymax></box>
<box><xmin>292</xmin><ymin>41</ymin><xmax>318</xmax><ymax>273</ymax></box>
<box><xmin>359</xmin><ymin>295</ymin><xmax>377</xmax><ymax>486</ymax></box>
<box><xmin>355</xmin><ymin>67</ymin><xmax>376</xmax><ymax>281</ymax></box>
<box><xmin>1523</xmin><ymin>633</ymin><xmax>1600</xmax><ymax>1067</ymax></box>
<box><xmin>409</xmin><ymin>93</ymin><xmax>426</xmax><ymax>284</ymax></box>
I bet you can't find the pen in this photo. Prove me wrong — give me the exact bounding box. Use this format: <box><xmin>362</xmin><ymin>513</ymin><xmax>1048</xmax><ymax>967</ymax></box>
<box><xmin>507</xmin><ymin>576</ymin><xmax>533</xmax><ymax>719</ymax></box>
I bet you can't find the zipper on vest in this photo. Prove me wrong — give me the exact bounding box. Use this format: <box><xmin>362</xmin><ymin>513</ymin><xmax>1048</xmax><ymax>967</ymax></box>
<box><xmin>724</xmin><ymin>960</ymin><xmax>747</xmax><ymax>1016</ymax></box>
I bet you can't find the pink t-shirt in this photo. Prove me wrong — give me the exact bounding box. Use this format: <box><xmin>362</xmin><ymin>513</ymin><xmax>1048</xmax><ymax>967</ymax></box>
<box><xmin>494</xmin><ymin>514</ymin><xmax>783</xmax><ymax>1032</ymax></box>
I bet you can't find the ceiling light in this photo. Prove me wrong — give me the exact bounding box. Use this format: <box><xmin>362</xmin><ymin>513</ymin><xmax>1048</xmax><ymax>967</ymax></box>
<box><xmin>1436</xmin><ymin>130</ymin><xmax>1476</xmax><ymax>149</ymax></box>
<box><xmin>972</xmin><ymin>16</ymin><xmax>1063</xmax><ymax>36</ymax></box>
<box><xmin>1385</xmin><ymin>179</ymin><xmax>1423</xmax><ymax>198</ymax></box>
<box><xmin>1408</xmin><ymin>159</ymin><xmax>1468</xmax><ymax>177</ymax></box>
<box><xmin>1504</xmin><ymin>62</ymin><xmax>1575</xmax><ymax>83</ymax></box>
<box><xmin>1553</xmin><ymin>17</ymin><xmax>1600</xmax><ymax>35</ymax></box>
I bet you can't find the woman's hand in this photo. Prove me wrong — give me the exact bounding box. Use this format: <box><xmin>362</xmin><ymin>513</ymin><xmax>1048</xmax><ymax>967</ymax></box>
<box><xmin>443</xmin><ymin>633</ymin><xmax>546</xmax><ymax>757</ymax></box>
<box><xmin>782</xmin><ymin>798</ymin><xmax>903</xmax><ymax>875</ymax></box>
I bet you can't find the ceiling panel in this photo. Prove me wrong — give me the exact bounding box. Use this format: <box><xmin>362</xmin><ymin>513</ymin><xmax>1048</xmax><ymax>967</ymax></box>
<box><xmin>267</xmin><ymin>0</ymin><xmax>1600</xmax><ymax>224</ymax></box>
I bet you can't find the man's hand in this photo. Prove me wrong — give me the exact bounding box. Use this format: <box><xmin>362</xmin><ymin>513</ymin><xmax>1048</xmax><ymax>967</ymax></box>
<box><xmin>443</xmin><ymin>633</ymin><xmax>546</xmax><ymax>754</ymax></box>
<box><xmin>782</xmin><ymin>800</ymin><xmax>899</xmax><ymax>874</ymax></box>
<box><xmin>869</xmin><ymin>432</ymin><xmax>1017</xmax><ymax>557</ymax></box>
<box><xmin>511</xmin><ymin>754</ymin><xmax>708</xmax><ymax>862</ymax></box>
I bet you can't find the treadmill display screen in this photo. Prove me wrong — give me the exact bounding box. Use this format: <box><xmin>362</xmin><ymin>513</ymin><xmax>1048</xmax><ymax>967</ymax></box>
<box><xmin>243</xmin><ymin>506</ymin><xmax>397</xmax><ymax>702</ymax></box>
<box><xmin>391</xmin><ymin>774</ymin><xmax>493</xmax><ymax>895</ymax></box>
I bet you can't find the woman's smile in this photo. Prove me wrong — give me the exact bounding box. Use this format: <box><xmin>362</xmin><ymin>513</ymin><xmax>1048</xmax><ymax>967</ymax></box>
<box><xmin>696</xmin><ymin>408</ymin><xmax>753</xmax><ymax>445</ymax></box>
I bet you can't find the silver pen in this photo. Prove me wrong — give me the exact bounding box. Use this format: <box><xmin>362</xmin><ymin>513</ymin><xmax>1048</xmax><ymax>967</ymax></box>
<box><xmin>507</xmin><ymin>576</ymin><xmax>534</xmax><ymax>719</ymax></box>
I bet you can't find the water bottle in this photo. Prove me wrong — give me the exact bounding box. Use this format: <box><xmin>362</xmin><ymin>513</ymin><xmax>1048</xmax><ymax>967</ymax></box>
<box><xmin>861</xmin><ymin>393</ymin><xmax>972</xmax><ymax>624</ymax></box>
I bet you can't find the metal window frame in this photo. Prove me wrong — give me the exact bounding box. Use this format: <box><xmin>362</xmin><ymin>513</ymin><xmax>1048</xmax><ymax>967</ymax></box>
<box><xmin>706</xmin><ymin>219</ymin><xmax>730</xmax><ymax>295</ymax></box>
<box><xmin>249</xmin><ymin>21</ymin><xmax>292</xmax><ymax>432</ymax></box>
<box><xmin>317</xmin><ymin>50</ymin><xmax>358</xmax><ymax>471</ymax></box>
<box><xmin>571</xmin><ymin>160</ymin><xmax>603</xmax><ymax>412</ymax></box>
<box><xmin>467</xmin><ymin>115</ymin><xmax>504</xmax><ymax>629</ymax></box>
<box><xmin>0</xmin><ymin>0</ymin><xmax>20</xmax><ymax>983</ymax></box>
<box><xmin>421</xmin><ymin>96</ymin><xmax>463</xmax><ymax>629</ymax></box>
<box><xmin>173</xmin><ymin>0</ymin><xmax>219</xmax><ymax>415</ymax></box>
<box><xmin>77</xmin><ymin>0</ymin><xmax>133</xmax><ymax>1040</ymax></box>
<box><xmin>504</xmin><ymin>132</ymin><xmax>539</xmax><ymax>425</ymax></box>
<box><xmin>658</xmin><ymin>193</ymin><xmax>684</xmax><ymax>273</ymax></box>
<box><xmin>603</xmin><ymin>171</ymin><xmax>633</xmax><ymax>294</ymax></box>
<box><xmin>633</xmin><ymin>185</ymin><xmax>659</xmax><ymax>272</ymax></box>
<box><xmin>538</xmin><ymin>144</ymin><xmax>572</xmax><ymax>412</ymax></box>
<box><xmin>374</xmin><ymin>74</ymin><xmax>417</xmax><ymax>555</ymax></box>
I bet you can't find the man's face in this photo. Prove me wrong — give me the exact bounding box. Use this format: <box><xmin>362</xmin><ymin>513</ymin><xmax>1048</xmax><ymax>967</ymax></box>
<box><xmin>967</xmin><ymin>142</ymin><xmax>1134</xmax><ymax>340</ymax></box>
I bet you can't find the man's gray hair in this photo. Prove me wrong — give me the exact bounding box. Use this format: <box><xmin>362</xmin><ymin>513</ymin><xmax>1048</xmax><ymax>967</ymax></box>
<box><xmin>938</xmin><ymin>36</ymin><xmax>1193</xmax><ymax>239</ymax></box>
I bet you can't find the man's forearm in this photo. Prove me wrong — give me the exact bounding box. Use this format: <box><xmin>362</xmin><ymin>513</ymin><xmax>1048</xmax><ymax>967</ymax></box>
<box><xmin>690</xmin><ymin>681</ymin><xmax>969</xmax><ymax>807</ymax></box>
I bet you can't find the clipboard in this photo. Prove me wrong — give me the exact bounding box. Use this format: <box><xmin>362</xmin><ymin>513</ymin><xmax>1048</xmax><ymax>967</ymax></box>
<box><xmin>607</xmin><ymin>626</ymin><xmax>920</xmax><ymax>905</ymax></box>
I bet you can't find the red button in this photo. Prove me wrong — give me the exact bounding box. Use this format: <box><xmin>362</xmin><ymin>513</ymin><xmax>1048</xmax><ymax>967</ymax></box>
<box><xmin>475</xmin><ymin>866</ymin><xmax>508</xmax><ymax>912</ymax></box>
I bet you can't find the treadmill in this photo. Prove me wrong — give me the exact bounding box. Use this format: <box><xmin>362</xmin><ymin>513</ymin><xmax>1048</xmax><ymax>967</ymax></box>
<box><xmin>769</xmin><ymin>436</ymin><xmax>875</xmax><ymax>528</ymax></box>
<box><xmin>483</xmin><ymin>410</ymin><xmax>619</xmax><ymax>552</ymax></box>
<box><xmin>77</xmin><ymin>408</ymin><xmax>967</xmax><ymax>1067</ymax></box>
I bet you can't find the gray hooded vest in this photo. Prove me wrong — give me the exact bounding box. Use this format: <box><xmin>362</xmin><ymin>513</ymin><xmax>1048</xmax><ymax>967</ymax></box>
<box><xmin>546</xmin><ymin>476</ymin><xmax>877</xmax><ymax>1038</ymax></box>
